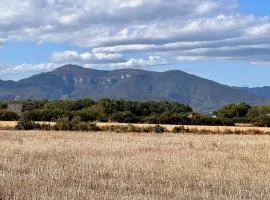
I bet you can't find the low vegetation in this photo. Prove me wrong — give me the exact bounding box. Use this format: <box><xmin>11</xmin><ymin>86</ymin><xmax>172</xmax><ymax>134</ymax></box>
<box><xmin>15</xmin><ymin>118</ymin><xmax>169</xmax><ymax>134</ymax></box>
<box><xmin>12</xmin><ymin>117</ymin><xmax>270</xmax><ymax>135</ymax></box>
<box><xmin>0</xmin><ymin>110</ymin><xmax>19</xmax><ymax>121</ymax></box>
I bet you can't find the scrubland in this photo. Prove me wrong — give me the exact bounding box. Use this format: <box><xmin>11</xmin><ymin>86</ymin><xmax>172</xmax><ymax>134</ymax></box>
<box><xmin>0</xmin><ymin>130</ymin><xmax>270</xmax><ymax>199</ymax></box>
<box><xmin>2</xmin><ymin>121</ymin><xmax>270</xmax><ymax>134</ymax></box>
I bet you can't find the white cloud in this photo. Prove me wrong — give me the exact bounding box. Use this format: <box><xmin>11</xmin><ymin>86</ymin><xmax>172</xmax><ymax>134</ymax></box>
<box><xmin>50</xmin><ymin>50</ymin><xmax>170</xmax><ymax>69</ymax></box>
<box><xmin>0</xmin><ymin>63</ymin><xmax>60</xmax><ymax>76</ymax></box>
<box><xmin>51</xmin><ymin>51</ymin><xmax>80</xmax><ymax>62</ymax></box>
<box><xmin>0</xmin><ymin>0</ymin><xmax>237</xmax><ymax>43</ymax></box>
<box><xmin>84</xmin><ymin>55</ymin><xmax>169</xmax><ymax>69</ymax></box>
<box><xmin>51</xmin><ymin>51</ymin><xmax>126</xmax><ymax>63</ymax></box>
<box><xmin>250</xmin><ymin>62</ymin><xmax>270</xmax><ymax>67</ymax></box>
<box><xmin>246</xmin><ymin>23</ymin><xmax>270</xmax><ymax>36</ymax></box>
<box><xmin>0</xmin><ymin>0</ymin><xmax>270</xmax><ymax>70</ymax></box>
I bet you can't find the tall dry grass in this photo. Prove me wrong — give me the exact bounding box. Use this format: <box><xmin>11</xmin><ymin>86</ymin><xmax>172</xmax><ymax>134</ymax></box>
<box><xmin>0</xmin><ymin>130</ymin><xmax>270</xmax><ymax>199</ymax></box>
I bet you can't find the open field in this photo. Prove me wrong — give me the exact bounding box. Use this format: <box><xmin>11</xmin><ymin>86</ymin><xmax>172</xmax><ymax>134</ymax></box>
<box><xmin>0</xmin><ymin>130</ymin><xmax>270</xmax><ymax>199</ymax></box>
<box><xmin>0</xmin><ymin>121</ymin><xmax>17</xmax><ymax>129</ymax></box>
<box><xmin>2</xmin><ymin>121</ymin><xmax>270</xmax><ymax>134</ymax></box>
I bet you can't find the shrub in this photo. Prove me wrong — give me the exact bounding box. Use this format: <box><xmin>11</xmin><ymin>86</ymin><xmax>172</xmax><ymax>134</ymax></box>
<box><xmin>54</xmin><ymin>117</ymin><xmax>72</xmax><ymax>131</ymax></box>
<box><xmin>126</xmin><ymin>124</ymin><xmax>142</xmax><ymax>132</ymax></box>
<box><xmin>100</xmin><ymin>124</ymin><xmax>144</xmax><ymax>133</ymax></box>
<box><xmin>53</xmin><ymin>117</ymin><xmax>101</xmax><ymax>131</ymax></box>
<box><xmin>87</xmin><ymin>123</ymin><xmax>101</xmax><ymax>131</ymax></box>
<box><xmin>0</xmin><ymin>111</ymin><xmax>19</xmax><ymax>121</ymax></box>
<box><xmin>16</xmin><ymin>120</ymin><xmax>40</xmax><ymax>130</ymax></box>
<box><xmin>253</xmin><ymin>114</ymin><xmax>270</xmax><ymax>127</ymax></box>
<box><xmin>38</xmin><ymin>123</ymin><xmax>52</xmax><ymax>130</ymax></box>
<box><xmin>140</xmin><ymin>126</ymin><xmax>153</xmax><ymax>133</ymax></box>
<box><xmin>100</xmin><ymin>125</ymin><xmax>121</xmax><ymax>132</ymax></box>
<box><xmin>0</xmin><ymin>103</ymin><xmax>8</xmax><ymax>109</ymax></box>
<box><xmin>98</xmin><ymin>117</ymin><xmax>109</xmax><ymax>123</ymax></box>
<box><xmin>153</xmin><ymin>125</ymin><xmax>165</xmax><ymax>134</ymax></box>
<box><xmin>71</xmin><ymin>122</ymin><xmax>101</xmax><ymax>131</ymax></box>
<box><xmin>172</xmin><ymin>126</ymin><xmax>189</xmax><ymax>133</ymax></box>
<box><xmin>72</xmin><ymin>109</ymin><xmax>98</xmax><ymax>122</ymax></box>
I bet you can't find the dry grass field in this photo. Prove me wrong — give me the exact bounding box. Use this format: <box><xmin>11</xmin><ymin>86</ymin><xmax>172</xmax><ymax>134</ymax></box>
<box><xmin>0</xmin><ymin>130</ymin><xmax>270</xmax><ymax>199</ymax></box>
<box><xmin>0</xmin><ymin>121</ymin><xmax>17</xmax><ymax>130</ymax></box>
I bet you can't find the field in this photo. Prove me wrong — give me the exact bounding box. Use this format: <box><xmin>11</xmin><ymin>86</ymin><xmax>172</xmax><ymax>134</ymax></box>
<box><xmin>0</xmin><ymin>130</ymin><xmax>270</xmax><ymax>199</ymax></box>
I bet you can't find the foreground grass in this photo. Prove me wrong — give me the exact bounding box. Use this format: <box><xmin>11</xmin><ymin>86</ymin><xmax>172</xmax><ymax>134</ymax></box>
<box><xmin>0</xmin><ymin>131</ymin><xmax>270</xmax><ymax>199</ymax></box>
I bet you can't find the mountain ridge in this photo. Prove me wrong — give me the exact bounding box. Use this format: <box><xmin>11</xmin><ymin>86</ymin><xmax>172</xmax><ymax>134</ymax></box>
<box><xmin>0</xmin><ymin>64</ymin><xmax>269</xmax><ymax>112</ymax></box>
<box><xmin>237</xmin><ymin>86</ymin><xmax>270</xmax><ymax>98</ymax></box>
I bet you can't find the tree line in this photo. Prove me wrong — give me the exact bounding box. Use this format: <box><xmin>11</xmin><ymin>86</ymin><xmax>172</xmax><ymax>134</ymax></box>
<box><xmin>1</xmin><ymin>99</ymin><xmax>270</xmax><ymax>127</ymax></box>
<box><xmin>214</xmin><ymin>102</ymin><xmax>270</xmax><ymax>127</ymax></box>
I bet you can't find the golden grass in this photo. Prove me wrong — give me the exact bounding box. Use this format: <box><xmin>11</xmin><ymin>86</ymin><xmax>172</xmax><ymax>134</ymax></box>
<box><xmin>0</xmin><ymin>121</ymin><xmax>17</xmax><ymax>130</ymax></box>
<box><xmin>0</xmin><ymin>130</ymin><xmax>270</xmax><ymax>199</ymax></box>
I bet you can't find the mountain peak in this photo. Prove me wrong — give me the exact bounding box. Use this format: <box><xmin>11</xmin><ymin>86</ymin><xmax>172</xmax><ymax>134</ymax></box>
<box><xmin>55</xmin><ymin>64</ymin><xmax>85</xmax><ymax>72</ymax></box>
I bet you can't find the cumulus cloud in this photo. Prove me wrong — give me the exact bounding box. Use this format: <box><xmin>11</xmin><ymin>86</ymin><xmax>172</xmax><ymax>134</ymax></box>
<box><xmin>0</xmin><ymin>0</ymin><xmax>270</xmax><ymax>71</ymax></box>
<box><xmin>0</xmin><ymin>63</ymin><xmax>61</xmax><ymax>80</ymax></box>
<box><xmin>0</xmin><ymin>0</ymin><xmax>238</xmax><ymax>44</ymax></box>
<box><xmin>0</xmin><ymin>63</ymin><xmax>60</xmax><ymax>75</ymax></box>
<box><xmin>51</xmin><ymin>51</ymin><xmax>125</xmax><ymax>63</ymax></box>
<box><xmin>50</xmin><ymin>50</ymin><xmax>170</xmax><ymax>69</ymax></box>
<box><xmin>84</xmin><ymin>55</ymin><xmax>170</xmax><ymax>69</ymax></box>
<box><xmin>89</xmin><ymin>14</ymin><xmax>270</xmax><ymax>65</ymax></box>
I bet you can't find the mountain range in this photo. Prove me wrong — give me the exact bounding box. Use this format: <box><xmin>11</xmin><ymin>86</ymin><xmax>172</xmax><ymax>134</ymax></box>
<box><xmin>237</xmin><ymin>87</ymin><xmax>270</xmax><ymax>98</ymax></box>
<box><xmin>0</xmin><ymin>64</ymin><xmax>269</xmax><ymax>112</ymax></box>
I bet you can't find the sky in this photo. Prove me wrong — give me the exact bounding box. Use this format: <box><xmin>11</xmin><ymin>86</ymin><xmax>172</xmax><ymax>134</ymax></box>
<box><xmin>0</xmin><ymin>0</ymin><xmax>270</xmax><ymax>87</ymax></box>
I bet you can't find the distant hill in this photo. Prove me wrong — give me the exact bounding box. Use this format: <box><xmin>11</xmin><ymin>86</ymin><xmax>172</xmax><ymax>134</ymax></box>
<box><xmin>0</xmin><ymin>64</ymin><xmax>268</xmax><ymax>112</ymax></box>
<box><xmin>238</xmin><ymin>87</ymin><xmax>270</xmax><ymax>98</ymax></box>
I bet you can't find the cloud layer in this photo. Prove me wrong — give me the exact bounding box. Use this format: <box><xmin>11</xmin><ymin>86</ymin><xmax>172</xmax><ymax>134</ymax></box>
<box><xmin>0</xmin><ymin>0</ymin><xmax>270</xmax><ymax>75</ymax></box>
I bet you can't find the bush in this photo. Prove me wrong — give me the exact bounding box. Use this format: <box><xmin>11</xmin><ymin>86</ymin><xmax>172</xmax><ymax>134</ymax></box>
<box><xmin>0</xmin><ymin>103</ymin><xmax>8</xmax><ymax>109</ymax></box>
<box><xmin>253</xmin><ymin>114</ymin><xmax>270</xmax><ymax>127</ymax></box>
<box><xmin>172</xmin><ymin>126</ymin><xmax>189</xmax><ymax>133</ymax></box>
<box><xmin>16</xmin><ymin>120</ymin><xmax>40</xmax><ymax>130</ymax></box>
<box><xmin>54</xmin><ymin>117</ymin><xmax>72</xmax><ymax>130</ymax></box>
<box><xmin>100</xmin><ymin>125</ymin><xmax>138</xmax><ymax>133</ymax></box>
<box><xmin>38</xmin><ymin>123</ymin><xmax>52</xmax><ymax>130</ymax></box>
<box><xmin>53</xmin><ymin>117</ymin><xmax>101</xmax><ymax>131</ymax></box>
<box><xmin>71</xmin><ymin>122</ymin><xmax>101</xmax><ymax>131</ymax></box>
<box><xmin>72</xmin><ymin>109</ymin><xmax>98</xmax><ymax>122</ymax></box>
<box><xmin>0</xmin><ymin>111</ymin><xmax>19</xmax><ymax>121</ymax></box>
<box><xmin>153</xmin><ymin>125</ymin><xmax>165</xmax><ymax>134</ymax></box>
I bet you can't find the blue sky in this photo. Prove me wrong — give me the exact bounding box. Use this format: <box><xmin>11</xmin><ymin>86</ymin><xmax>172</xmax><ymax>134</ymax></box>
<box><xmin>0</xmin><ymin>0</ymin><xmax>270</xmax><ymax>87</ymax></box>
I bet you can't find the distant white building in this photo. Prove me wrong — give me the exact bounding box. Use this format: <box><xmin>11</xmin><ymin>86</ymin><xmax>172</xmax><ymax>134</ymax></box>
<box><xmin>208</xmin><ymin>112</ymin><xmax>217</xmax><ymax>118</ymax></box>
<box><xmin>7</xmin><ymin>101</ymin><xmax>23</xmax><ymax>116</ymax></box>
